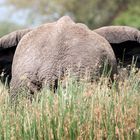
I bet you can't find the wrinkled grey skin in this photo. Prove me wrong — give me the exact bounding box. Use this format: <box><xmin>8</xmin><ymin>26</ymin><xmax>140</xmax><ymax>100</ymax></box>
<box><xmin>0</xmin><ymin>29</ymin><xmax>32</xmax><ymax>85</ymax></box>
<box><xmin>10</xmin><ymin>16</ymin><xmax>117</xmax><ymax>98</ymax></box>
<box><xmin>94</xmin><ymin>26</ymin><xmax>140</xmax><ymax>68</ymax></box>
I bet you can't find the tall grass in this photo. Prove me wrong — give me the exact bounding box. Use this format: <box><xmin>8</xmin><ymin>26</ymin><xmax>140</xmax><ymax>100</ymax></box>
<box><xmin>0</xmin><ymin>70</ymin><xmax>140</xmax><ymax>140</ymax></box>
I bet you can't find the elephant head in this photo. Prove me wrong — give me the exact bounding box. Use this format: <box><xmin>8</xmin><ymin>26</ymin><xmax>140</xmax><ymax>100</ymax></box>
<box><xmin>0</xmin><ymin>29</ymin><xmax>32</xmax><ymax>85</ymax></box>
<box><xmin>94</xmin><ymin>26</ymin><xmax>140</xmax><ymax>68</ymax></box>
<box><xmin>10</xmin><ymin>16</ymin><xmax>117</xmax><ymax>97</ymax></box>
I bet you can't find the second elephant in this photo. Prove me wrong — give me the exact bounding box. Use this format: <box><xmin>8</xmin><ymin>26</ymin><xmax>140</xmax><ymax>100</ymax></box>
<box><xmin>94</xmin><ymin>26</ymin><xmax>140</xmax><ymax>68</ymax></box>
<box><xmin>0</xmin><ymin>29</ymin><xmax>32</xmax><ymax>85</ymax></box>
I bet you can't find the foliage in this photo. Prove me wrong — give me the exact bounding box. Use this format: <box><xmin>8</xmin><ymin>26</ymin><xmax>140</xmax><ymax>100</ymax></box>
<box><xmin>0</xmin><ymin>69</ymin><xmax>140</xmax><ymax>139</ymax></box>
<box><xmin>0</xmin><ymin>20</ymin><xmax>23</xmax><ymax>37</ymax></box>
<box><xmin>0</xmin><ymin>0</ymin><xmax>139</xmax><ymax>36</ymax></box>
<box><xmin>113</xmin><ymin>3</ymin><xmax>140</xmax><ymax>29</ymax></box>
<box><xmin>4</xmin><ymin>0</ymin><xmax>137</xmax><ymax>29</ymax></box>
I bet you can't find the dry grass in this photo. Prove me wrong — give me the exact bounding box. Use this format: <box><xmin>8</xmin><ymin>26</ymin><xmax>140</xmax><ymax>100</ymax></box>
<box><xmin>0</xmin><ymin>70</ymin><xmax>140</xmax><ymax>140</ymax></box>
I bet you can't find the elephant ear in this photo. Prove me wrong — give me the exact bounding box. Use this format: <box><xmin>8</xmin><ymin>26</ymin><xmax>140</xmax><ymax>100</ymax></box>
<box><xmin>94</xmin><ymin>26</ymin><xmax>140</xmax><ymax>68</ymax></box>
<box><xmin>0</xmin><ymin>29</ymin><xmax>32</xmax><ymax>85</ymax></box>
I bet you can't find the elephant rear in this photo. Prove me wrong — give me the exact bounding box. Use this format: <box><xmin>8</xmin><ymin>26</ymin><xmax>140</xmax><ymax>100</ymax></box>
<box><xmin>10</xmin><ymin>16</ymin><xmax>117</xmax><ymax>99</ymax></box>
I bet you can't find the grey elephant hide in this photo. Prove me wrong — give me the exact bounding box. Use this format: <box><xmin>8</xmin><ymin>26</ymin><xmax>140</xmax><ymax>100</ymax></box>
<box><xmin>10</xmin><ymin>16</ymin><xmax>117</xmax><ymax>99</ymax></box>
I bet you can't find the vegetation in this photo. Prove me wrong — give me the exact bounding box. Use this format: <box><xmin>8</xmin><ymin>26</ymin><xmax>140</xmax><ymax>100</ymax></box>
<box><xmin>113</xmin><ymin>1</ymin><xmax>140</xmax><ymax>29</ymax></box>
<box><xmin>6</xmin><ymin>0</ymin><xmax>131</xmax><ymax>28</ymax></box>
<box><xmin>0</xmin><ymin>0</ymin><xmax>140</xmax><ymax>139</ymax></box>
<box><xmin>0</xmin><ymin>21</ymin><xmax>24</xmax><ymax>37</ymax></box>
<box><xmin>0</xmin><ymin>69</ymin><xmax>140</xmax><ymax>139</ymax></box>
<box><xmin>0</xmin><ymin>0</ymin><xmax>140</xmax><ymax>36</ymax></box>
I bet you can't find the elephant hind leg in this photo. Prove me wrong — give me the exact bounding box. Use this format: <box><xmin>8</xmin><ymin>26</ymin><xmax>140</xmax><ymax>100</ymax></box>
<box><xmin>10</xmin><ymin>77</ymin><xmax>43</xmax><ymax>103</ymax></box>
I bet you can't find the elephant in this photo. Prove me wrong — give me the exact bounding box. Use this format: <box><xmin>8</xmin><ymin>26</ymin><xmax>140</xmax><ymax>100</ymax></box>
<box><xmin>5</xmin><ymin>16</ymin><xmax>117</xmax><ymax>99</ymax></box>
<box><xmin>94</xmin><ymin>26</ymin><xmax>140</xmax><ymax>68</ymax></box>
<box><xmin>0</xmin><ymin>29</ymin><xmax>32</xmax><ymax>85</ymax></box>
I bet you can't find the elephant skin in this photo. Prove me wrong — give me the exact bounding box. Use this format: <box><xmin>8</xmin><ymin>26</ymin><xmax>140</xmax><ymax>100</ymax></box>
<box><xmin>0</xmin><ymin>29</ymin><xmax>32</xmax><ymax>85</ymax></box>
<box><xmin>94</xmin><ymin>26</ymin><xmax>140</xmax><ymax>68</ymax></box>
<box><xmin>9</xmin><ymin>16</ymin><xmax>117</xmax><ymax>98</ymax></box>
